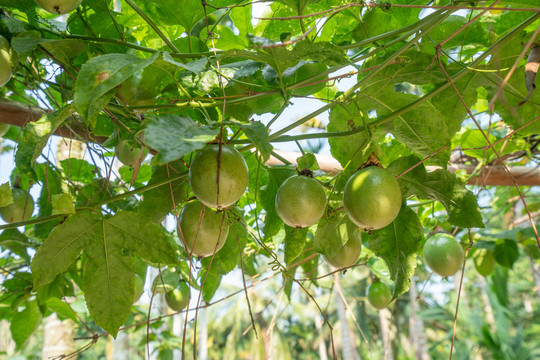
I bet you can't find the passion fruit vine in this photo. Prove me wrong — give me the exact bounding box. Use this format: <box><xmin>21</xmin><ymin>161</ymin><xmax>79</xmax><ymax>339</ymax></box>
<box><xmin>275</xmin><ymin>171</ymin><xmax>327</xmax><ymax>228</ymax></box>
<box><xmin>343</xmin><ymin>166</ymin><xmax>401</xmax><ymax>230</ymax></box>
<box><xmin>189</xmin><ymin>144</ymin><xmax>249</xmax><ymax>209</ymax></box>
<box><xmin>178</xmin><ymin>200</ymin><xmax>229</xmax><ymax>257</ymax></box>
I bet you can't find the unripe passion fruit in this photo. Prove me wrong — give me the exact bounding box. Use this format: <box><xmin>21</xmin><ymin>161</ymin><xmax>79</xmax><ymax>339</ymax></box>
<box><xmin>0</xmin><ymin>36</ymin><xmax>17</xmax><ymax>87</ymax></box>
<box><xmin>423</xmin><ymin>233</ymin><xmax>464</xmax><ymax>277</ymax></box>
<box><xmin>322</xmin><ymin>228</ymin><xmax>362</xmax><ymax>268</ymax></box>
<box><xmin>178</xmin><ymin>201</ymin><xmax>229</xmax><ymax>257</ymax></box>
<box><xmin>116</xmin><ymin>139</ymin><xmax>148</xmax><ymax>167</ymax></box>
<box><xmin>367</xmin><ymin>281</ymin><xmax>392</xmax><ymax>310</ymax></box>
<box><xmin>189</xmin><ymin>145</ymin><xmax>248</xmax><ymax>209</ymax></box>
<box><xmin>0</xmin><ymin>188</ymin><xmax>34</xmax><ymax>223</ymax></box>
<box><xmin>34</xmin><ymin>0</ymin><xmax>81</xmax><ymax>14</ymax></box>
<box><xmin>166</xmin><ymin>282</ymin><xmax>190</xmax><ymax>311</ymax></box>
<box><xmin>343</xmin><ymin>166</ymin><xmax>401</xmax><ymax>230</ymax></box>
<box><xmin>275</xmin><ymin>174</ymin><xmax>326</xmax><ymax>228</ymax></box>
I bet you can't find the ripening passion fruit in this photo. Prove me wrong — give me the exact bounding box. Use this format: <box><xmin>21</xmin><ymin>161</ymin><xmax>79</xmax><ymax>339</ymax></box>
<box><xmin>343</xmin><ymin>166</ymin><xmax>401</xmax><ymax>230</ymax></box>
<box><xmin>0</xmin><ymin>188</ymin><xmax>35</xmax><ymax>223</ymax></box>
<box><xmin>34</xmin><ymin>0</ymin><xmax>82</xmax><ymax>14</ymax></box>
<box><xmin>178</xmin><ymin>200</ymin><xmax>229</xmax><ymax>257</ymax></box>
<box><xmin>189</xmin><ymin>145</ymin><xmax>249</xmax><ymax>209</ymax></box>
<box><xmin>423</xmin><ymin>233</ymin><xmax>464</xmax><ymax>277</ymax></box>
<box><xmin>322</xmin><ymin>228</ymin><xmax>362</xmax><ymax>269</ymax></box>
<box><xmin>275</xmin><ymin>174</ymin><xmax>327</xmax><ymax>228</ymax></box>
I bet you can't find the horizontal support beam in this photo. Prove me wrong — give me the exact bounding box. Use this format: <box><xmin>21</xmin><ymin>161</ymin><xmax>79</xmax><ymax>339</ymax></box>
<box><xmin>2</xmin><ymin>101</ymin><xmax>538</xmax><ymax>186</ymax></box>
<box><xmin>268</xmin><ymin>150</ymin><xmax>540</xmax><ymax>187</ymax></box>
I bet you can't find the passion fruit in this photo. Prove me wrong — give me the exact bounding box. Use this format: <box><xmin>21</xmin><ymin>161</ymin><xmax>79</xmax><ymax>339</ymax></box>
<box><xmin>322</xmin><ymin>228</ymin><xmax>362</xmax><ymax>268</ymax></box>
<box><xmin>34</xmin><ymin>0</ymin><xmax>82</xmax><ymax>14</ymax></box>
<box><xmin>423</xmin><ymin>233</ymin><xmax>464</xmax><ymax>277</ymax></box>
<box><xmin>178</xmin><ymin>200</ymin><xmax>229</xmax><ymax>257</ymax></box>
<box><xmin>189</xmin><ymin>145</ymin><xmax>248</xmax><ymax>209</ymax></box>
<box><xmin>0</xmin><ymin>36</ymin><xmax>17</xmax><ymax>87</ymax></box>
<box><xmin>343</xmin><ymin>166</ymin><xmax>401</xmax><ymax>230</ymax></box>
<box><xmin>367</xmin><ymin>281</ymin><xmax>392</xmax><ymax>309</ymax></box>
<box><xmin>0</xmin><ymin>188</ymin><xmax>34</xmax><ymax>223</ymax></box>
<box><xmin>275</xmin><ymin>174</ymin><xmax>326</xmax><ymax>228</ymax></box>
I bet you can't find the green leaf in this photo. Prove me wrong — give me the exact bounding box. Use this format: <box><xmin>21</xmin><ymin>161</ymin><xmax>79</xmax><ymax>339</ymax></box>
<box><xmin>138</xmin><ymin>161</ymin><xmax>190</xmax><ymax>223</ymax></box>
<box><xmin>233</xmin><ymin>120</ymin><xmax>273</xmax><ymax>161</ymax></box>
<box><xmin>493</xmin><ymin>239</ymin><xmax>519</xmax><ymax>268</ymax></box>
<box><xmin>107</xmin><ymin>211</ymin><xmax>179</xmax><ymax>265</ymax></box>
<box><xmin>11</xmin><ymin>37</ymin><xmax>85</xmax><ymax>62</ymax></box>
<box><xmin>31</xmin><ymin>213</ymin><xmax>100</xmax><ymax>288</ymax></box>
<box><xmin>46</xmin><ymin>297</ymin><xmax>77</xmax><ymax>322</ymax></box>
<box><xmin>0</xmin><ymin>182</ymin><xmax>13</xmax><ymax>207</ymax></box>
<box><xmin>259</xmin><ymin>166</ymin><xmax>296</xmax><ymax>240</ymax></box>
<box><xmin>145</xmin><ymin>114</ymin><xmax>219</xmax><ymax>164</ymax></box>
<box><xmin>162</xmin><ymin>53</ymin><xmax>208</xmax><ymax>74</ymax></box>
<box><xmin>284</xmin><ymin>226</ymin><xmax>308</xmax><ymax>266</ymax></box>
<box><xmin>51</xmin><ymin>193</ymin><xmax>76</xmax><ymax>215</ymax></box>
<box><xmin>83</xmin><ymin>237</ymin><xmax>134</xmax><ymax>339</ymax></box>
<box><xmin>296</xmin><ymin>153</ymin><xmax>319</xmax><ymax>171</ymax></box>
<box><xmin>59</xmin><ymin>158</ymin><xmax>97</xmax><ymax>183</ymax></box>
<box><xmin>388</xmin><ymin>156</ymin><xmax>484</xmax><ymax>228</ymax></box>
<box><xmin>201</xmin><ymin>270</ymin><xmax>222</xmax><ymax>303</ymax></box>
<box><xmin>0</xmin><ymin>228</ymin><xmax>31</xmax><ymax>261</ymax></box>
<box><xmin>314</xmin><ymin>213</ymin><xmax>356</xmax><ymax>258</ymax></box>
<box><xmin>368</xmin><ymin>206</ymin><xmax>423</xmax><ymax>297</ymax></box>
<box><xmin>10</xmin><ymin>300</ymin><xmax>42</xmax><ymax>350</ymax></box>
<box><xmin>14</xmin><ymin>106</ymin><xmax>74</xmax><ymax>179</ymax></box>
<box><xmin>143</xmin><ymin>0</ymin><xmax>205</xmax><ymax>31</ymax></box>
<box><xmin>73</xmin><ymin>53</ymin><xmax>159</xmax><ymax>126</ymax></box>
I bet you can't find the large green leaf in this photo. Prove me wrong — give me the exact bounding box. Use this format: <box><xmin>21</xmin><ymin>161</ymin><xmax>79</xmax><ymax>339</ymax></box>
<box><xmin>388</xmin><ymin>155</ymin><xmax>484</xmax><ymax>228</ymax></box>
<box><xmin>73</xmin><ymin>53</ymin><xmax>159</xmax><ymax>126</ymax></box>
<box><xmin>314</xmin><ymin>212</ymin><xmax>357</xmax><ymax>258</ymax></box>
<box><xmin>145</xmin><ymin>114</ymin><xmax>219</xmax><ymax>165</ymax></box>
<box><xmin>31</xmin><ymin>213</ymin><xmax>100</xmax><ymax>288</ymax></box>
<box><xmin>368</xmin><ymin>206</ymin><xmax>423</xmax><ymax>297</ymax></box>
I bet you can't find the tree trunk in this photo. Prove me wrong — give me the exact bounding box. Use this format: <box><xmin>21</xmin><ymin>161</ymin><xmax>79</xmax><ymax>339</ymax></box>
<box><xmin>315</xmin><ymin>315</ymin><xmax>328</xmax><ymax>360</ymax></box>
<box><xmin>111</xmin><ymin>332</ymin><xmax>130</xmax><ymax>360</ymax></box>
<box><xmin>409</xmin><ymin>279</ymin><xmax>431</xmax><ymax>360</ymax></box>
<box><xmin>479</xmin><ymin>277</ymin><xmax>495</xmax><ymax>328</ymax></box>
<box><xmin>379</xmin><ymin>309</ymin><xmax>394</xmax><ymax>360</ymax></box>
<box><xmin>0</xmin><ymin>320</ymin><xmax>15</xmax><ymax>356</ymax></box>
<box><xmin>334</xmin><ymin>273</ymin><xmax>360</xmax><ymax>360</ymax></box>
<box><xmin>172</xmin><ymin>313</ymin><xmax>183</xmax><ymax>360</ymax></box>
<box><xmin>41</xmin><ymin>314</ymin><xmax>75</xmax><ymax>359</ymax></box>
<box><xmin>198</xmin><ymin>307</ymin><xmax>209</xmax><ymax>360</ymax></box>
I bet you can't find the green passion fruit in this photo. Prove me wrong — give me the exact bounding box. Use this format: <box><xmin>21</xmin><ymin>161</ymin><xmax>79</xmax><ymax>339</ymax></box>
<box><xmin>322</xmin><ymin>229</ymin><xmax>362</xmax><ymax>269</ymax></box>
<box><xmin>423</xmin><ymin>233</ymin><xmax>464</xmax><ymax>277</ymax></box>
<box><xmin>116</xmin><ymin>139</ymin><xmax>148</xmax><ymax>167</ymax></box>
<box><xmin>367</xmin><ymin>281</ymin><xmax>392</xmax><ymax>310</ymax></box>
<box><xmin>0</xmin><ymin>36</ymin><xmax>17</xmax><ymax>87</ymax></box>
<box><xmin>343</xmin><ymin>166</ymin><xmax>401</xmax><ymax>230</ymax></box>
<box><xmin>0</xmin><ymin>188</ymin><xmax>34</xmax><ymax>223</ymax></box>
<box><xmin>34</xmin><ymin>0</ymin><xmax>81</xmax><ymax>14</ymax></box>
<box><xmin>275</xmin><ymin>174</ymin><xmax>327</xmax><ymax>228</ymax></box>
<box><xmin>165</xmin><ymin>282</ymin><xmax>190</xmax><ymax>312</ymax></box>
<box><xmin>178</xmin><ymin>200</ymin><xmax>229</xmax><ymax>257</ymax></box>
<box><xmin>189</xmin><ymin>145</ymin><xmax>249</xmax><ymax>209</ymax></box>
